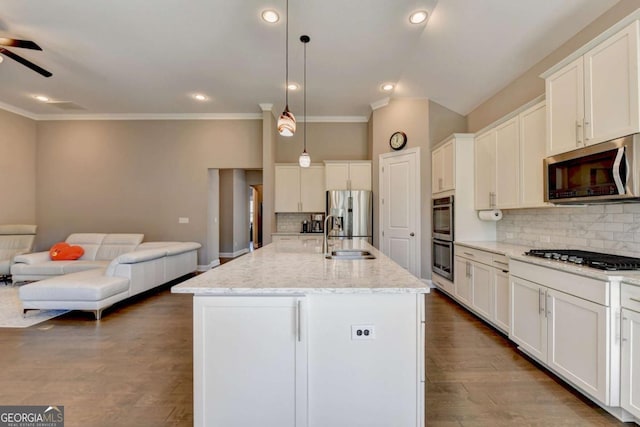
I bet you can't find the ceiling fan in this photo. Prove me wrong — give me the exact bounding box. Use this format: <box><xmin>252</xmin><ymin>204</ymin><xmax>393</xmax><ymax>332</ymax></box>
<box><xmin>0</xmin><ymin>37</ymin><xmax>52</xmax><ymax>77</ymax></box>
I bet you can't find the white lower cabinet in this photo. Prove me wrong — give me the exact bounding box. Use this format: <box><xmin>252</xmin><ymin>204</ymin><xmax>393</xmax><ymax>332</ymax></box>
<box><xmin>194</xmin><ymin>294</ymin><xmax>424</xmax><ymax>427</ymax></box>
<box><xmin>194</xmin><ymin>296</ymin><xmax>307</xmax><ymax>427</ymax></box>
<box><xmin>453</xmin><ymin>245</ymin><xmax>510</xmax><ymax>333</ymax></box>
<box><xmin>621</xmin><ymin>283</ymin><xmax>640</xmax><ymax>420</ymax></box>
<box><xmin>510</xmin><ymin>261</ymin><xmax>611</xmax><ymax>406</ymax></box>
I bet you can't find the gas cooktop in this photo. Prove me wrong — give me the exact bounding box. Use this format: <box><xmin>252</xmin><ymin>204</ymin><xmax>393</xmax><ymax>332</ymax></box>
<box><xmin>524</xmin><ymin>249</ymin><xmax>640</xmax><ymax>271</ymax></box>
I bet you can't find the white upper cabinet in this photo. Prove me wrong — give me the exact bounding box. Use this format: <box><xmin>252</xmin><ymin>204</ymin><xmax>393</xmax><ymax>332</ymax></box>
<box><xmin>474</xmin><ymin>130</ymin><xmax>497</xmax><ymax>210</ymax></box>
<box><xmin>432</xmin><ymin>139</ymin><xmax>454</xmax><ymax>194</ymax></box>
<box><xmin>474</xmin><ymin>100</ymin><xmax>547</xmax><ymax>210</ymax></box>
<box><xmin>519</xmin><ymin>101</ymin><xmax>547</xmax><ymax>208</ymax></box>
<box><xmin>324</xmin><ymin>161</ymin><xmax>371</xmax><ymax>191</ymax></box>
<box><xmin>546</xmin><ymin>57</ymin><xmax>585</xmax><ymax>156</ymax></box>
<box><xmin>545</xmin><ymin>21</ymin><xmax>640</xmax><ymax>156</ymax></box>
<box><xmin>495</xmin><ymin>117</ymin><xmax>520</xmax><ymax>209</ymax></box>
<box><xmin>275</xmin><ymin>164</ymin><xmax>325</xmax><ymax>213</ymax></box>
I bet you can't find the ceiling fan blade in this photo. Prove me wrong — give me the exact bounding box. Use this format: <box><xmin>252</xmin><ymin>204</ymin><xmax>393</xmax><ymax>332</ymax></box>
<box><xmin>0</xmin><ymin>48</ymin><xmax>52</xmax><ymax>77</ymax></box>
<box><xmin>0</xmin><ymin>37</ymin><xmax>42</xmax><ymax>50</ymax></box>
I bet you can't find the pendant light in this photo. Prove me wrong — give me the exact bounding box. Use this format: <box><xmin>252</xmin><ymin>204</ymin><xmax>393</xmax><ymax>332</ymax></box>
<box><xmin>299</xmin><ymin>35</ymin><xmax>311</xmax><ymax>167</ymax></box>
<box><xmin>277</xmin><ymin>0</ymin><xmax>296</xmax><ymax>137</ymax></box>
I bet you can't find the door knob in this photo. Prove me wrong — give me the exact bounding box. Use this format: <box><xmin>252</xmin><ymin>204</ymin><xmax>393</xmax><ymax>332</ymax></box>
<box><xmin>410</xmin><ymin>232</ymin><xmax>415</xmax><ymax>237</ymax></box>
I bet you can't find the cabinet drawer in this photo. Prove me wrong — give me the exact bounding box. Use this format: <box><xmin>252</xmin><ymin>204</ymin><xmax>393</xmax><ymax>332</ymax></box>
<box><xmin>622</xmin><ymin>283</ymin><xmax>640</xmax><ymax>311</ymax></box>
<box><xmin>455</xmin><ymin>245</ymin><xmax>493</xmax><ymax>265</ymax></box>
<box><xmin>491</xmin><ymin>254</ymin><xmax>509</xmax><ymax>272</ymax></box>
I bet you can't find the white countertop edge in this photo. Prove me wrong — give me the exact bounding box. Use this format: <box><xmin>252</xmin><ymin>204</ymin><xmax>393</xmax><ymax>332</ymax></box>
<box><xmin>455</xmin><ymin>240</ymin><xmax>640</xmax><ymax>285</ymax></box>
<box><xmin>172</xmin><ymin>287</ymin><xmax>431</xmax><ymax>295</ymax></box>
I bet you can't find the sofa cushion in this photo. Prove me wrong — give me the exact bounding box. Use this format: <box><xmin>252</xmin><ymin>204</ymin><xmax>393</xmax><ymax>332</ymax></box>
<box><xmin>95</xmin><ymin>234</ymin><xmax>144</xmax><ymax>261</ymax></box>
<box><xmin>19</xmin><ymin>269</ymin><xmax>130</xmax><ymax>302</ymax></box>
<box><xmin>12</xmin><ymin>260</ymin><xmax>109</xmax><ymax>276</ymax></box>
<box><xmin>50</xmin><ymin>243</ymin><xmax>85</xmax><ymax>261</ymax></box>
<box><xmin>65</xmin><ymin>234</ymin><xmax>107</xmax><ymax>261</ymax></box>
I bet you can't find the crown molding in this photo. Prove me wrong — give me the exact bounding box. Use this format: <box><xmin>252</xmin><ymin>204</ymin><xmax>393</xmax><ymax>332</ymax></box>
<box><xmin>0</xmin><ymin>103</ymin><xmax>367</xmax><ymax>122</ymax></box>
<box><xmin>0</xmin><ymin>101</ymin><xmax>38</xmax><ymax>120</ymax></box>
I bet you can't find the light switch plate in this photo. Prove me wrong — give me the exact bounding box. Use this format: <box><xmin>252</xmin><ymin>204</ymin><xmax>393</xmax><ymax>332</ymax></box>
<box><xmin>178</xmin><ymin>217</ymin><xmax>189</xmax><ymax>224</ymax></box>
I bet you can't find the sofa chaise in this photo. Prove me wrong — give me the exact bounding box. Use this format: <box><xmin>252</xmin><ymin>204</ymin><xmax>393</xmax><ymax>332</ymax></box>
<box><xmin>0</xmin><ymin>224</ymin><xmax>37</xmax><ymax>283</ymax></box>
<box><xmin>13</xmin><ymin>233</ymin><xmax>201</xmax><ymax>319</ymax></box>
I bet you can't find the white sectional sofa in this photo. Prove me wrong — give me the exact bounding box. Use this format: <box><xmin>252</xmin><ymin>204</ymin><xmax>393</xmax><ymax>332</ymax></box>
<box><xmin>0</xmin><ymin>224</ymin><xmax>37</xmax><ymax>283</ymax></box>
<box><xmin>13</xmin><ymin>233</ymin><xmax>201</xmax><ymax>319</ymax></box>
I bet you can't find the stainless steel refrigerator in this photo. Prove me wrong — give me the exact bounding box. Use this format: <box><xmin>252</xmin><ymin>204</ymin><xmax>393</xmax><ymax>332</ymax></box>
<box><xmin>326</xmin><ymin>190</ymin><xmax>373</xmax><ymax>243</ymax></box>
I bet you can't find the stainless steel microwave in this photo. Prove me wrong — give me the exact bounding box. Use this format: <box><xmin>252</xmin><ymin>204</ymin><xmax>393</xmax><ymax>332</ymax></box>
<box><xmin>544</xmin><ymin>134</ymin><xmax>640</xmax><ymax>204</ymax></box>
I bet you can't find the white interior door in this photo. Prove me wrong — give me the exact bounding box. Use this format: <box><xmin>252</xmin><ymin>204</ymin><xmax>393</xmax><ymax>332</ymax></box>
<box><xmin>380</xmin><ymin>148</ymin><xmax>420</xmax><ymax>277</ymax></box>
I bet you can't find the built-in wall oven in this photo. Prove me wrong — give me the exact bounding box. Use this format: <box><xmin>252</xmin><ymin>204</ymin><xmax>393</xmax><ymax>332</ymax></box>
<box><xmin>432</xmin><ymin>196</ymin><xmax>454</xmax><ymax>280</ymax></box>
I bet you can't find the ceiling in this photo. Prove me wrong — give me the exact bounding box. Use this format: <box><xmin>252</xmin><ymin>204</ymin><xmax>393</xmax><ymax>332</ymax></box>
<box><xmin>0</xmin><ymin>0</ymin><xmax>620</xmax><ymax>120</ymax></box>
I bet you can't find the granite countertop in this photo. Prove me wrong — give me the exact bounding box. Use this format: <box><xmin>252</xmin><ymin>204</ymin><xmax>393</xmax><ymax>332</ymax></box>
<box><xmin>455</xmin><ymin>240</ymin><xmax>640</xmax><ymax>285</ymax></box>
<box><xmin>172</xmin><ymin>239</ymin><xmax>429</xmax><ymax>295</ymax></box>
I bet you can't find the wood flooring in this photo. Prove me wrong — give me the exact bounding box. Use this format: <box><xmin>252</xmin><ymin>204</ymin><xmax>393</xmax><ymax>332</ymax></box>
<box><xmin>0</xmin><ymin>283</ymin><xmax>629</xmax><ymax>426</ymax></box>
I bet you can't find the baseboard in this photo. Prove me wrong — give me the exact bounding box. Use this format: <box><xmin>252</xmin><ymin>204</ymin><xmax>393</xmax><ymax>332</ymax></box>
<box><xmin>219</xmin><ymin>248</ymin><xmax>250</xmax><ymax>258</ymax></box>
<box><xmin>199</xmin><ymin>259</ymin><xmax>220</xmax><ymax>271</ymax></box>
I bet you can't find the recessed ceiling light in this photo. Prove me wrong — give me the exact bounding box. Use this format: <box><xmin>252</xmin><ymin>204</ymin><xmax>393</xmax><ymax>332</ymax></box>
<box><xmin>381</xmin><ymin>83</ymin><xmax>395</xmax><ymax>92</ymax></box>
<box><xmin>33</xmin><ymin>95</ymin><xmax>50</xmax><ymax>102</ymax></box>
<box><xmin>193</xmin><ymin>94</ymin><xmax>208</xmax><ymax>101</ymax></box>
<box><xmin>288</xmin><ymin>83</ymin><xmax>299</xmax><ymax>91</ymax></box>
<box><xmin>409</xmin><ymin>10</ymin><xmax>429</xmax><ymax>24</ymax></box>
<box><xmin>262</xmin><ymin>10</ymin><xmax>280</xmax><ymax>23</ymax></box>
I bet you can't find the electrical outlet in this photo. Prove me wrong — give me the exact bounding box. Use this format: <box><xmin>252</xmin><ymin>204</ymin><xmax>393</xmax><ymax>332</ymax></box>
<box><xmin>351</xmin><ymin>325</ymin><xmax>376</xmax><ymax>340</ymax></box>
<box><xmin>178</xmin><ymin>217</ymin><xmax>189</xmax><ymax>224</ymax></box>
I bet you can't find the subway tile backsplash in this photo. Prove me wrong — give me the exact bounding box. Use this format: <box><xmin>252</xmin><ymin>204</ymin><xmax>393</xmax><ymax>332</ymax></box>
<box><xmin>276</xmin><ymin>213</ymin><xmax>320</xmax><ymax>233</ymax></box>
<box><xmin>497</xmin><ymin>203</ymin><xmax>640</xmax><ymax>258</ymax></box>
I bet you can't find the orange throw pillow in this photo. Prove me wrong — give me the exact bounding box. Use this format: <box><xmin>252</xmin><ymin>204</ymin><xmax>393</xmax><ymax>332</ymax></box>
<box><xmin>49</xmin><ymin>242</ymin><xmax>85</xmax><ymax>261</ymax></box>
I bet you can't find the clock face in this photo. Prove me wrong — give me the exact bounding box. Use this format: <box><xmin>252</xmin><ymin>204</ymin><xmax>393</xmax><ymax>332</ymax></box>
<box><xmin>390</xmin><ymin>131</ymin><xmax>407</xmax><ymax>150</ymax></box>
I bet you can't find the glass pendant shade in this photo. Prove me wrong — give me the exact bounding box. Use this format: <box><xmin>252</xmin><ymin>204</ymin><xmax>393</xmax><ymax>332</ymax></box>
<box><xmin>277</xmin><ymin>106</ymin><xmax>296</xmax><ymax>137</ymax></box>
<box><xmin>299</xmin><ymin>150</ymin><xmax>311</xmax><ymax>168</ymax></box>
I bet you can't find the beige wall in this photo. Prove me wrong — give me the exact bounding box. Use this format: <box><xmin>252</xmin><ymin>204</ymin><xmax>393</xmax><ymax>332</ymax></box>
<box><xmin>371</xmin><ymin>98</ymin><xmax>431</xmax><ymax>279</ymax></box>
<box><xmin>232</xmin><ymin>169</ymin><xmax>249</xmax><ymax>254</ymax></box>
<box><xmin>276</xmin><ymin>122</ymin><xmax>369</xmax><ymax>163</ymax></box>
<box><xmin>35</xmin><ymin>119</ymin><xmax>262</xmax><ymax>264</ymax></box>
<box><xmin>467</xmin><ymin>0</ymin><xmax>640</xmax><ymax>132</ymax></box>
<box><xmin>219</xmin><ymin>169</ymin><xmax>234</xmax><ymax>254</ymax></box>
<box><xmin>0</xmin><ymin>109</ymin><xmax>36</xmax><ymax>224</ymax></box>
<box><xmin>262</xmin><ymin>110</ymin><xmax>276</xmax><ymax>245</ymax></box>
<box><xmin>429</xmin><ymin>101</ymin><xmax>467</xmax><ymax>146</ymax></box>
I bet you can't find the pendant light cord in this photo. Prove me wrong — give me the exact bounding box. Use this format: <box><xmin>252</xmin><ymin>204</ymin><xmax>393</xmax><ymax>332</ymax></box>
<box><xmin>285</xmin><ymin>0</ymin><xmax>289</xmax><ymax>108</ymax></box>
<box><xmin>303</xmin><ymin>37</ymin><xmax>306</xmax><ymax>152</ymax></box>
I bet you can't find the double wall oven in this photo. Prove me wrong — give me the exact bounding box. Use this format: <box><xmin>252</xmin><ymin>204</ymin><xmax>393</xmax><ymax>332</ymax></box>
<box><xmin>432</xmin><ymin>195</ymin><xmax>453</xmax><ymax>280</ymax></box>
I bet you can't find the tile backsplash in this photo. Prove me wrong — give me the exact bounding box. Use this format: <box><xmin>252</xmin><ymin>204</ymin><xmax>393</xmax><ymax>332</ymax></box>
<box><xmin>276</xmin><ymin>213</ymin><xmax>322</xmax><ymax>233</ymax></box>
<box><xmin>497</xmin><ymin>203</ymin><xmax>640</xmax><ymax>258</ymax></box>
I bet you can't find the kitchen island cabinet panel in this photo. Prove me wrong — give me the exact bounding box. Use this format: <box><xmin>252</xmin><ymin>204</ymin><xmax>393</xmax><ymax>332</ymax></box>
<box><xmin>308</xmin><ymin>294</ymin><xmax>422</xmax><ymax>427</ymax></box>
<box><xmin>194</xmin><ymin>296</ymin><xmax>307</xmax><ymax>427</ymax></box>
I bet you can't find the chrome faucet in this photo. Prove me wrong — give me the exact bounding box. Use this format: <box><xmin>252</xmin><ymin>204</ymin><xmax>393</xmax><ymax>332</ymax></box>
<box><xmin>323</xmin><ymin>215</ymin><xmax>336</xmax><ymax>255</ymax></box>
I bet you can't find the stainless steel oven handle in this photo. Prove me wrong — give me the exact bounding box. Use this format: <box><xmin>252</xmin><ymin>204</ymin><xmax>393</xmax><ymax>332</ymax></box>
<box><xmin>612</xmin><ymin>147</ymin><xmax>626</xmax><ymax>195</ymax></box>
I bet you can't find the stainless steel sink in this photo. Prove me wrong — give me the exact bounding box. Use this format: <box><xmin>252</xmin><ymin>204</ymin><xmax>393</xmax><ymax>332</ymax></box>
<box><xmin>325</xmin><ymin>249</ymin><xmax>376</xmax><ymax>260</ymax></box>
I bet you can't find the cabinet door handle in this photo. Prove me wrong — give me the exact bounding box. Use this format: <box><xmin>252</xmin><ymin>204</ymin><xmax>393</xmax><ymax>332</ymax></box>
<box><xmin>630</xmin><ymin>297</ymin><xmax>640</xmax><ymax>303</ymax></box>
<box><xmin>576</xmin><ymin>120</ymin><xmax>583</xmax><ymax>146</ymax></box>
<box><xmin>439</xmin><ymin>178</ymin><xmax>443</xmax><ymax>190</ymax></box>
<box><xmin>493</xmin><ymin>260</ymin><xmax>508</xmax><ymax>266</ymax></box>
<box><xmin>463</xmin><ymin>252</ymin><xmax>474</xmax><ymax>257</ymax></box>
<box><xmin>546</xmin><ymin>292</ymin><xmax>551</xmax><ymax>318</ymax></box>
<box><xmin>539</xmin><ymin>288</ymin><xmax>545</xmax><ymax>315</ymax></box>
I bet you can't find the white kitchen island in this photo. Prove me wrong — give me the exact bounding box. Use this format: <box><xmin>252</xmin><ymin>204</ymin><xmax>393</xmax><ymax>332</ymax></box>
<box><xmin>172</xmin><ymin>239</ymin><xmax>429</xmax><ymax>427</ymax></box>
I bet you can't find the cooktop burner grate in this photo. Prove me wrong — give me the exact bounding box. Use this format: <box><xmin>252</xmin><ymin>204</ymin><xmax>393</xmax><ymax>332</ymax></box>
<box><xmin>524</xmin><ymin>249</ymin><xmax>640</xmax><ymax>271</ymax></box>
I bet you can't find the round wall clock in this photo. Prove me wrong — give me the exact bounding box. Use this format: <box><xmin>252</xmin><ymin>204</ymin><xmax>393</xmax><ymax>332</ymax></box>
<box><xmin>389</xmin><ymin>131</ymin><xmax>407</xmax><ymax>151</ymax></box>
